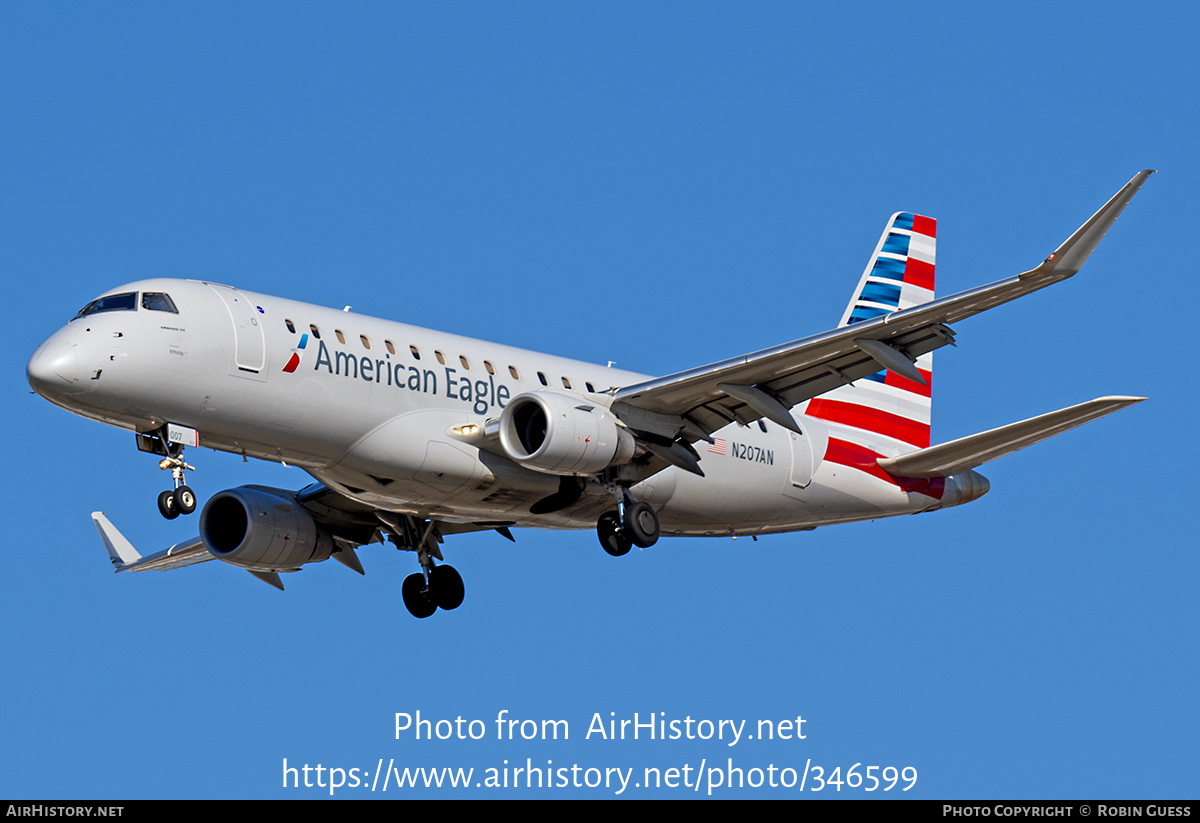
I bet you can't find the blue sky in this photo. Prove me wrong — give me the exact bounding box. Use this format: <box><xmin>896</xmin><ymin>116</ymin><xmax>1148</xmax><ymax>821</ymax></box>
<box><xmin>2</xmin><ymin>3</ymin><xmax>1195</xmax><ymax>799</ymax></box>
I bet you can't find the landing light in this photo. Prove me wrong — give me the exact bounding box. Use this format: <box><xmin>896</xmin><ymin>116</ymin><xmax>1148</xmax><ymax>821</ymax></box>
<box><xmin>455</xmin><ymin>424</ymin><xmax>480</xmax><ymax>436</ymax></box>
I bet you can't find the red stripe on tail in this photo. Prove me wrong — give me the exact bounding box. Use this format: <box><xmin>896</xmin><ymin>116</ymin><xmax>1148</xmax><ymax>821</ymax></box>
<box><xmin>884</xmin><ymin>368</ymin><xmax>933</xmax><ymax>398</ymax></box>
<box><xmin>823</xmin><ymin>438</ymin><xmax>945</xmax><ymax>499</ymax></box>
<box><xmin>807</xmin><ymin>398</ymin><xmax>931</xmax><ymax>448</ymax></box>
<box><xmin>904</xmin><ymin>257</ymin><xmax>934</xmax><ymax>291</ymax></box>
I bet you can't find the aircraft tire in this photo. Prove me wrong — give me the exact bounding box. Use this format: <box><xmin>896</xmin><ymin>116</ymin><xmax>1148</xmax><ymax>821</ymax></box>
<box><xmin>157</xmin><ymin>490</ymin><xmax>179</xmax><ymax>520</ymax></box>
<box><xmin>175</xmin><ymin>485</ymin><xmax>197</xmax><ymax>515</ymax></box>
<box><xmin>429</xmin><ymin>564</ymin><xmax>465</xmax><ymax>611</ymax></box>
<box><xmin>402</xmin><ymin>573</ymin><xmax>436</xmax><ymax>619</ymax></box>
<box><xmin>597</xmin><ymin>511</ymin><xmax>632</xmax><ymax>557</ymax></box>
<box><xmin>624</xmin><ymin>502</ymin><xmax>660</xmax><ymax>548</ymax></box>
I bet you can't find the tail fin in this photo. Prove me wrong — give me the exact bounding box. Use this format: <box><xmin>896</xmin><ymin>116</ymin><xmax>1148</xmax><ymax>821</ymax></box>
<box><xmin>807</xmin><ymin>213</ymin><xmax>937</xmax><ymax>451</ymax></box>
<box><xmin>838</xmin><ymin>212</ymin><xmax>936</xmax><ymax>327</ymax></box>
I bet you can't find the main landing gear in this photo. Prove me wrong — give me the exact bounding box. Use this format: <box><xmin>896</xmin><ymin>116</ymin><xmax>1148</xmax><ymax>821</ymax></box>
<box><xmin>379</xmin><ymin>513</ymin><xmax>466</xmax><ymax>619</ymax></box>
<box><xmin>597</xmin><ymin>494</ymin><xmax>661</xmax><ymax>557</ymax></box>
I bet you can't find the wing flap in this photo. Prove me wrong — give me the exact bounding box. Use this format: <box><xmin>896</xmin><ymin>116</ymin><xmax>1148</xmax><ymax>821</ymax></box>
<box><xmin>877</xmin><ymin>396</ymin><xmax>1145</xmax><ymax>479</ymax></box>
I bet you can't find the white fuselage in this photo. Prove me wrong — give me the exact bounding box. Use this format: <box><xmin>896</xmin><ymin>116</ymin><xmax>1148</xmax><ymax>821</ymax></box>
<box><xmin>28</xmin><ymin>278</ymin><xmax>974</xmax><ymax>538</ymax></box>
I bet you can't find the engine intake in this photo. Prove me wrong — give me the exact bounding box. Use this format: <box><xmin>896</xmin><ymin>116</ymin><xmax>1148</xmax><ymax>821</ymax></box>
<box><xmin>499</xmin><ymin>391</ymin><xmax>636</xmax><ymax>475</ymax></box>
<box><xmin>199</xmin><ymin>486</ymin><xmax>333</xmax><ymax>571</ymax></box>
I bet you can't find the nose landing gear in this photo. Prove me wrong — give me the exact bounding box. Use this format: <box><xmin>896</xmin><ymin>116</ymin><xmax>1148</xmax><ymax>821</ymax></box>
<box><xmin>136</xmin><ymin>426</ymin><xmax>199</xmax><ymax>520</ymax></box>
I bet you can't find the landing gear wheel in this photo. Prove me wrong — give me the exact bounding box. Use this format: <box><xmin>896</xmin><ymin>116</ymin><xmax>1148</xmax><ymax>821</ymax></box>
<box><xmin>623</xmin><ymin>501</ymin><xmax>660</xmax><ymax>548</ymax></box>
<box><xmin>401</xmin><ymin>573</ymin><xmax>436</xmax><ymax>619</ymax></box>
<box><xmin>157</xmin><ymin>490</ymin><xmax>179</xmax><ymax>520</ymax></box>
<box><xmin>597</xmin><ymin>511</ymin><xmax>632</xmax><ymax>557</ymax></box>
<box><xmin>429</xmin><ymin>564</ymin><xmax>465</xmax><ymax>611</ymax></box>
<box><xmin>175</xmin><ymin>485</ymin><xmax>197</xmax><ymax>515</ymax></box>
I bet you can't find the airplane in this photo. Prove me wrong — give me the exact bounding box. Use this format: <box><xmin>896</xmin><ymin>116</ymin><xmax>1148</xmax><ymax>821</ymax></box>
<box><xmin>27</xmin><ymin>171</ymin><xmax>1152</xmax><ymax>618</ymax></box>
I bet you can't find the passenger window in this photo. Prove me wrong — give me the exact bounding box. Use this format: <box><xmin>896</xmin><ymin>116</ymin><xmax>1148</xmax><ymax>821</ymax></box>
<box><xmin>459</xmin><ymin>355</ymin><xmax>470</xmax><ymax>370</ymax></box>
<box><xmin>586</xmin><ymin>382</ymin><xmax>596</xmax><ymax>392</ymax></box>
<box><xmin>309</xmin><ymin>324</ymin><xmax>321</xmax><ymax>339</ymax></box>
<box><xmin>561</xmin><ymin>377</ymin><xmax>572</xmax><ymax>389</ymax></box>
<box><xmin>484</xmin><ymin>360</ymin><xmax>495</xmax><ymax>375</ymax></box>
<box><xmin>435</xmin><ymin>351</ymin><xmax>446</xmax><ymax>365</ymax></box>
<box><xmin>285</xmin><ymin>319</ymin><xmax>296</xmax><ymax>333</ymax></box>
<box><xmin>410</xmin><ymin>345</ymin><xmax>421</xmax><ymax>360</ymax></box>
<box><xmin>141</xmin><ymin>292</ymin><xmax>179</xmax><ymax>313</ymax></box>
<box><xmin>73</xmin><ymin>291</ymin><xmax>137</xmax><ymax>320</ymax></box>
<box><xmin>335</xmin><ymin>329</ymin><xmax>346</xmax><ymax>344</ymax></box>
<box><xmin>537</xmin><ymin>371</ymin><xmax>548</xmax><ymax>386</ymax></box>
<box><xmin>385</xmin><ymin>340</ymin><xmax>396</xmax><ymax>355</ymax></box>
<box><xmin>508</xmin><ymin>365</ymin><xmax>520</xmax><ymax>380</ymax></box>
<box><xmin>360</xmin><ymin>334</ymin><xmax>371</xmax><ymax>350</ymax></box>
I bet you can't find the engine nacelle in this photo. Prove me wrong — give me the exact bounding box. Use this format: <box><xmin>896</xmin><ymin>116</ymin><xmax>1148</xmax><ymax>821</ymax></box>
<box><xmin>199</xmin><ymin>486</ymin><xmax>333</xmax><ymax>571</ymax></box>
<box><xmin>499</xmin><ymin>391</ymin><xmax>636</xmax><ymax>475</ymax></box>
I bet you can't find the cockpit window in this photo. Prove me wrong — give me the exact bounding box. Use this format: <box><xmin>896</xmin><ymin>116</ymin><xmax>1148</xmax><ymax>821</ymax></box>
<box><xmin>73</xmin><ymin>291</ymin><xmax>137</xmax><ymax>320</ymax></box>
<box><xmin>141</xmin><ymin>292</ymin><xmax>179</xmax><ymax>313</ymax></box>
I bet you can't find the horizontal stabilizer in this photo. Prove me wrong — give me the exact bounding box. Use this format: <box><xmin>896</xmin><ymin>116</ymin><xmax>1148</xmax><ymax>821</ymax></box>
<box><xmin>91</xmin><ymin>512</ymin><xmax>212</xmax><ymax>572</ymax></box>
<box><xmin>878</xmin><ymin>396</ymin><xmax>1145</xmax><ymax>479</ymax></box>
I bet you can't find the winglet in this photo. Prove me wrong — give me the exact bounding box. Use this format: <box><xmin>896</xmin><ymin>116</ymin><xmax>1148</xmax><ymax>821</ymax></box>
<box><xmin>92</xmin><ymin>512</ymin><xmax>142</xmax><ymax>570</ymax></box>
<box><xmin>1021</xmin><ymin>170</ymin><xmax>1155</xmax><ymax>280</ymax></box>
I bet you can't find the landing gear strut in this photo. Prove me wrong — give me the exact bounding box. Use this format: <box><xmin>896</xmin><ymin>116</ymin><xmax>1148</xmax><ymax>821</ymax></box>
<box><xmin>596</xmin><ymin>490</ymin><xmax>661</xmax><ymax>556</ymax></box>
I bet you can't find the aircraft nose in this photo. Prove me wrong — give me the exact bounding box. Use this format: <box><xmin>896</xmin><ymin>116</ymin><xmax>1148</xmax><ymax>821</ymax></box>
<box><xmin>27</xmin><ymin>340</ymin><xmax>83</xmax><ymax>397</ymax></box>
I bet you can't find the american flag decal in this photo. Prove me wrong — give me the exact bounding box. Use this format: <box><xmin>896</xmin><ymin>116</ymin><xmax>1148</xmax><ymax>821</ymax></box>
<box><xmin>708</xmin><ymin>438</ymin><xmax>726</xmax><ymax>455</ymax></box>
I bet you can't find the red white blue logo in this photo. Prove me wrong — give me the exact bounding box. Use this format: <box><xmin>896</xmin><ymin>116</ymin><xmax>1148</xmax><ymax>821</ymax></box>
<box><xmin>282</xmin><ymin>333</ymin><xmax>309</xmax><ymax>373</ymax></box>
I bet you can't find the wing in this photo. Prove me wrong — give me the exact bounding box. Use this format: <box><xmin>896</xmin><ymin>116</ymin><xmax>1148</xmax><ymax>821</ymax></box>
<box><xmin>93</xmin><ymin>483</ymin><xmax>506</xmax><ymax>589</ymax></box>
<box><xmin>93</xmin><ymin>512</ymin><xmax>212</xmax><ymax>571</ymax></box>
<box><xmin>611</xmin><ymin>171</ymin><xmax>1153</xmax><ymax>449</ymax></box>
